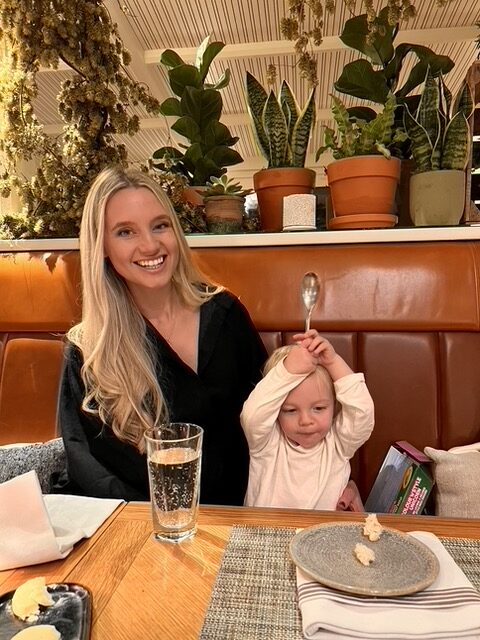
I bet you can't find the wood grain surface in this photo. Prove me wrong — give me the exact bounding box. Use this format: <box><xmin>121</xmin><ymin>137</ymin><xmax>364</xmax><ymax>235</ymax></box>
<box><xmin>1</xmin><ymin>503</ymin><xmax>479</xmax><ymax>639</ymax></box>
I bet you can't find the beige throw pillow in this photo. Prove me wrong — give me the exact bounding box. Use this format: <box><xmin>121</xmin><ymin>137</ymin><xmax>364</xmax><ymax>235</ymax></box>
<box><xmin>424</xmin><ymin>443</ymin><xmax>480</xmax><ymax>518</ymax></box>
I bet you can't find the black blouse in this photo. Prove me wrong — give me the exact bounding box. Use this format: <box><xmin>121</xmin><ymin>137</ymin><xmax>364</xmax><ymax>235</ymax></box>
<box><xmin>58</xmin><ymin>291</ymin><xmax>267</xmax><ymax>505</ymax></box>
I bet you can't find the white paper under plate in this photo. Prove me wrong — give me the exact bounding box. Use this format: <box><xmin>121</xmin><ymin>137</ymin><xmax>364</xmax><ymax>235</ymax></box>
<box><xmin>290</xmin><ymin>522</ymin><xmax>440</xmax><ymax>597</ymax></box>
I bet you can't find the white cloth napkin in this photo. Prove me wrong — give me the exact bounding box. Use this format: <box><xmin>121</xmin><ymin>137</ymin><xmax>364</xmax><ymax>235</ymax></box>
<box><xmin>0</xmin><ymin>470</ymin><xmax>123</xmax><ymax>570</ymax></box>
<box><xmin>297</xmin><ymin>531</ymin><xmax>480</xmax><ymax>640</ymax></box>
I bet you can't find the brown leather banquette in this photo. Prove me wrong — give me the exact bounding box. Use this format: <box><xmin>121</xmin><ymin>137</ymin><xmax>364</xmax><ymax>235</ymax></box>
<box><xmin>1</xmin><ymin>240</ymin><xmax>480</xmax><ymax>500</ymax></box>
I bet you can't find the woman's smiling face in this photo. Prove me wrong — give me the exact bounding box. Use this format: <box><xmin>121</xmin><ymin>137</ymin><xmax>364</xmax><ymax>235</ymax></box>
<box><xmin>103</xmin><ymin>186</ymin><xmax>179</xmax><ymax>297</ymax></box>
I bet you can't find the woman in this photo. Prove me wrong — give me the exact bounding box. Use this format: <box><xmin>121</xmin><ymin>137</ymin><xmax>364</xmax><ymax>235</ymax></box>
<box><xmin>58</xmin><ymin>166</ymin><xmax>267</xmax><ymax>504</ymax></box>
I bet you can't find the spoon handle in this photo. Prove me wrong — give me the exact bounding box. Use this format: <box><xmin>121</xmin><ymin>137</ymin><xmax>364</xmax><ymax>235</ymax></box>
<box><xmin>305</xmin><ymin>312</ymin><xmax>312</xmax><ymax>332</ymax></box>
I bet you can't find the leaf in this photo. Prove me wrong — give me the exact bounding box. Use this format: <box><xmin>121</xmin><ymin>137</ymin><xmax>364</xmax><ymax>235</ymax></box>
<box><xmin>184</xmin><ymin>142</ymin><xmax>203</xmax><ymax>164</ymax></box>
<box><xmin>354</xmin><ymin>94</ymin><xmax>395</xmax><ymax>156</ymax></box>
<box><xmin>291</xmin><ymin>87</ymin><xmax>316</xmax><ymax>167</ymax></box>
<box><xmin>206</xmin><ymin>146</ymin><xmax>244</xmax><ymax>167</ymax></box>
<box><xmin>245</xmin><ymin>71</ymin><xmax>270</xmax><ymax>162</ymax></box>
<box><xmin>347</xmin><ymin>106</ymin><xmax>378</xmax><ymax>121</ymax></box>
<box><xmin>181</xmin><ymin>87</ymin><xmax>222</xmax><ymax>131</ymax></box>
<box><xmin>453</xmin><ymin>80</ymin><xmax>474</xmax><ymax>120</ymax></box>
<box><xmin>196</xmin><ymin>37</ymin><xmax>225</xmax><ymax>82</ymax></box>
<box><xmin>415</xmin><ymin>71</ymin><xmax>441</xmax><ymax>162</ymax></box>
<box><xmin>171</xmin><ymin>116</ymin><xmax>201</xmax><ymax>143</ymax></box>
<box><xmin>151</xmin><ymin>146</ymin><xmax>184</xmax><ymax>160</ymax></box>
<box><xmin>263</xmin><ymin>91</ymin><xmax>288</xmax><ymax>167</ymax></box>
<box><xmin>168</xmin><ymin>65</ymin><xmax>202</xmax><ymax>97</ymax></box>
<box><xmin>211</xmin><ymin>69</ymin><xmax>231</xmax><ymax>91</ymax></box>
<box><xmin>280</xmin><ymin>80</ymin><xmax>300</xmax><ymax>146</ymax></box>
<box><xmin>442</xmin><ymin>112</ymin><xmax>469</xmax><ymax>171</ymax></box>
<box><xmin>339</xmin><ymin>7</ymin><xmax>395</xmax><ymax>66</ymax></box>
<box><xmin>159</xmin><ymin>97</ymin><xmax>181</xmax><ymax>117</ymax></box>
<box><xmin>203</xmin><ymin>121</ymin><xmax>239</xmax><ymax>148</ymax></box>
<box><xmin>403</xmin><ymin>106</ymin><xmax>433</xmax><ymax>173</ymax></box>
<box><xmin>334</xmin><ymin>60</ymin><xmax>390</xmax><ymax>104</ymax></box>
<box><xmin>191</xmin><ymin>156</ymin><xmax>225</xmax><ymax>185</ymax></box>
<box><xmin>160</xmin><ymin>49</ymin><xmax>185</xmax><ymax>68</ymax></box>
<box><xmin>394</xmin><ymin>45</ymin><xmax>454</xmax><ymax>98</ymax></box>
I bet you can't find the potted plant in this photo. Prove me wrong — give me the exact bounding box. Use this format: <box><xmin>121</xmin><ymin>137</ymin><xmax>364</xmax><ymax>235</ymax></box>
<box><xmin>334</xmin><ymin>6</ymin><xmax>455</xmax><ymax>138</ymax></box>
<box><xmin>151</xmin><ymin>36</ymin><xmax>243</xmax><ymax>206</ymax></box>
<box><xmin>316</xmin><ymin>93</ymin><xmax>406</xmax><ymax>229</ymax></box>
<box><xmin>202</xmin><ymin>175</ymin><xmax>252</xmax><ymax>234</ymax></box>
<box><xmin>245</xmin><ymin>71</ymin><xmax>316</xmax><ymax>232</ymax></box>
<box><xmin>403</xmin><ymin>70</ymin><xmax>475</xmax><ymax>226</ymax></box>
<box><xmin>332</xmin><ymin>4</ymin><xmax>456</xmax><ymax>225</ymax></box>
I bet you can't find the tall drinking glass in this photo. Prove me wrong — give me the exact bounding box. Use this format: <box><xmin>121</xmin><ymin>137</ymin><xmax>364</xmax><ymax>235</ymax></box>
<box><xmin>144</xmin><ymin>422</ymin><xmax>203</xmax><ymax>542</ymax></box>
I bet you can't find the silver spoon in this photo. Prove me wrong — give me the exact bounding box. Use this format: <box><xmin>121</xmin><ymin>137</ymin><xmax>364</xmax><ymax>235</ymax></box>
<box><xmin>301</xmin><ymin>272</ymin><xmax>320</xmax><ymax>332</ymax></box>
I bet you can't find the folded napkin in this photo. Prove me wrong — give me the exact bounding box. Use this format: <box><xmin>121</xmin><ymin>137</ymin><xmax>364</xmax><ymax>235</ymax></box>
<box><xmin>297</xmin><ymin>531</ymin><xmax>480</xmax><ymax>640</ymax></box>
<box><xmin>0</xmin><ymin>470</ymin><xmax>122</xmax><ymax>571</ymax></box>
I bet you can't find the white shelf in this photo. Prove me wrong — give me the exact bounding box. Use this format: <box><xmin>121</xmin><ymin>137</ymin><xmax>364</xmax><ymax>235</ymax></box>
<box><xmin>3</xmin><ymin>226</ymin><xmax>480</xmax><ymax>251</ymax></box>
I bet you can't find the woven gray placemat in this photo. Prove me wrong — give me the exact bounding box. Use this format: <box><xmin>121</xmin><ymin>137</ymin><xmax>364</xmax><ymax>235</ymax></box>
<box><xmin>198</xmin><ymin>526</ymin><xmax>302</xmax><ymax>640</ymax></box>
<box><xmin>199</xmin><ymin>525</ymin><xmax>480</xmax><ymax>640</ymax></box>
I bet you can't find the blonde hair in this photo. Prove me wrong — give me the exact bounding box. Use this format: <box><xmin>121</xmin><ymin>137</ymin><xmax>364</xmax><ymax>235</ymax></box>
<box><xmin>67</xmin><ymin>166</ymin><xmax>221</xmax><ymax>450</ymax></box>
<box><xmin>263</xmin><ymin>344</ymin><xmax>336</xmax><ymax>402</ymax></box>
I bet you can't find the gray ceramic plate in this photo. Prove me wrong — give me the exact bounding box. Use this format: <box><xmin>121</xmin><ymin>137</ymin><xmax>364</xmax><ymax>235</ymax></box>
<box><xmin>0</xmin><ymin>583</ymin><xmax>91</xmax><ymax>640</ymax></box>
<box><xmin>290</xmin><ymin>522</ymin><xmax>440</xmax><ymax>597</ymax></box>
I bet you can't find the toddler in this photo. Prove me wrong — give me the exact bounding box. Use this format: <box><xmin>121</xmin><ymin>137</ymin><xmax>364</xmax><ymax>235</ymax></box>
<box><xmin>241</xmin><ymin>330</ymin><xmax>374</xmax><ymax>510</ymax></box>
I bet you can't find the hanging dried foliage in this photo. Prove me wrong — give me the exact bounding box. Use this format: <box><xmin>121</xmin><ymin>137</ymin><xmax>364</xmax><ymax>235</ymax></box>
<box><xmin>0</xmin><ymin>0</ymin><xmax>161</xmax><ymax>238</ymax></box>
<box><xmin>280</xmin><ymin>0</ymin><xmax>458</xmax><ymax>87</ymax></box>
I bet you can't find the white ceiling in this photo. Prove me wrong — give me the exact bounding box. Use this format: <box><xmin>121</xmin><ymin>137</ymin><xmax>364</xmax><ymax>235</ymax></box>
<box><xmin>35</xmin><ymin>0</ymin><xmax>480</xmax><ymax>188</ymax></box>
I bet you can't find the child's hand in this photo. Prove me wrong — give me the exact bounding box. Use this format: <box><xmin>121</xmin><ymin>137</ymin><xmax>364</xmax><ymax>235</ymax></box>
<box><xmin>293</xmin><ymin>330</ymin><xmax>337</xmax><ymax>364</ymax></box>
<box><xmin>292</xmin><ymin>331</ymin><xmax>354</xmax><ymax>381</ymax></box>
<box><xmin>283</xmin><ymin>341</ymin><xmax>318</xmax><ymax>375</ymax></box>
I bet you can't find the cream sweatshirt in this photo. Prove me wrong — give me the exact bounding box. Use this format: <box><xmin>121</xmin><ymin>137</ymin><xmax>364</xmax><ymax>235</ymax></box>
<box><xmin>241</xmin><ymin>361</ymin><xmax>374</xmax><ymax>510</ymax></box>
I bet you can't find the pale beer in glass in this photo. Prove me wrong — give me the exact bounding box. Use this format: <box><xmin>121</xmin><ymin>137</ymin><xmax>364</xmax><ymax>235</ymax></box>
<box><xmin>144</xmin><ymin>423</ymin><xmax>203</xmax><ymax>542</ymax></box>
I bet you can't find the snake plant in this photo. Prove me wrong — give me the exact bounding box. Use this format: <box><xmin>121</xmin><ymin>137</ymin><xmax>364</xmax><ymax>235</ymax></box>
<box><xmin>316</xmin><ymin>93</ymin><xmax>407</xmax><ymax>161</ymax></box>
<box><xmin>403</xmin><ymin>69</ymin><xmax>474</xmax><ymax>174</ymax></box>
<box><xmin>245</xmin><ymin>71</ymin><xmax>316</xmax><ymax>168</ymax></box>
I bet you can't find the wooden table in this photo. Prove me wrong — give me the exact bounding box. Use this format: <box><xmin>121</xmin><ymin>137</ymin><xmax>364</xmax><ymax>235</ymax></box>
<box><xmin>1</xmin><ymin>504</ymin><xmax>480</xmax><ymax>639</ymax></box>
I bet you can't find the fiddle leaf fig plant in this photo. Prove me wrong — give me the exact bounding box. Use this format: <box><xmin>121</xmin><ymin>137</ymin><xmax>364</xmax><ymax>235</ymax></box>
<box><xmin>245</xmin><ymin>71</ymin><xmax>316</xmax><ymax>168</ymax></box>
<box><xmin>316</xmin><ymin>93</ymin><xmax>407</xmax><ymax>161</ymax></box>
<box><xmin>403</xmin><ymin>69</ymin><xmax>474</xmax><ymax>174</ymax></box>
<box><xmin>333</xmin><ymin>5</ymin><xmax>455</xmax><ymax>156</ymax></box>
<box><xmin>152</xmin><ymin>36</ymin><xmax>243</xmax><ymax>186</ymax></box>
<box><xmin>336</xmin><ymin>7</ymin><xmax>455</xmax><ymax>108</ymax></box>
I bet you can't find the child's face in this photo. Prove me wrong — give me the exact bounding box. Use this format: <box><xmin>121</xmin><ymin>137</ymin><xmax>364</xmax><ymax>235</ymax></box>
<box><xmin>278</xmin><ymin>371</ymin><xmax>335</xmax><ymax>449</ymax></box>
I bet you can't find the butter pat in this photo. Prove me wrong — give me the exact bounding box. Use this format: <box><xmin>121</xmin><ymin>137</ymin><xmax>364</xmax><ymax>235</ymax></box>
<box><xmin>363</xmin><ymin>513</ymin><xmax>383</xmax><ymax>542</ymax></box>
<box><xmin>11</xmin><ymin>577</ymin><xmax>54</xmax><ymax>621</ymax></box>
<box><xmin>354</xmin><ymin>543</ymin><xmax>375</xmax><ymax>566</ymax></box>
<box><xmin>11</xmin><ymin>626</ymin><xmax>61</xmax><ymax>640</ymax></box>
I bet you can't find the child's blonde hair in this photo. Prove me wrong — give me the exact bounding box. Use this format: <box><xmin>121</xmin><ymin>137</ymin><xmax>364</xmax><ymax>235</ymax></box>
<box><xmin>263</xmin><ymin>344</ymin><xmax>336</xmax><ymax>403</ymax></box>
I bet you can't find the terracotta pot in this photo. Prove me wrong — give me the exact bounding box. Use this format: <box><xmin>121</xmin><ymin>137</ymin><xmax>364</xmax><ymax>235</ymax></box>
<box><xmin>410</xmin><ymin>170</ymin><xmax>465</xmax><ymax>226</ymax></box>
<box><xmin>182</xmin><ymin>186</ymin><xmax>206</xmax><ymax>207</ymax></box>
<box><xmin>204</xmin><ymin>195</ymin><xmax>244</xmax><ymax>233</ymax></box>
<box><xmin>326</xmin><ymin>156</ymin><xmax>401</xmax><ymax>217</ymax></box>
<box><xmin>253</xmin><ymin>168</ymin><xmax>316</xmax><ymax>232</ymax></box>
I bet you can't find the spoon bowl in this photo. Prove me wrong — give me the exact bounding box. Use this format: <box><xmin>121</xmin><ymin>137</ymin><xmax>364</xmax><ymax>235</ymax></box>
<box><xmin>301</xmin><ymin>272</ymin><xmax>320</xmax><ymax>331</ymax></box>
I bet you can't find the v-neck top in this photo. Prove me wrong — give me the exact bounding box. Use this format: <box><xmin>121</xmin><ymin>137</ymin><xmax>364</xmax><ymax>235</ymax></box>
<box><xmin>57</xmin><ymin>291</ymin><xmax>267</xmax><ymax>505</ymax></box>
